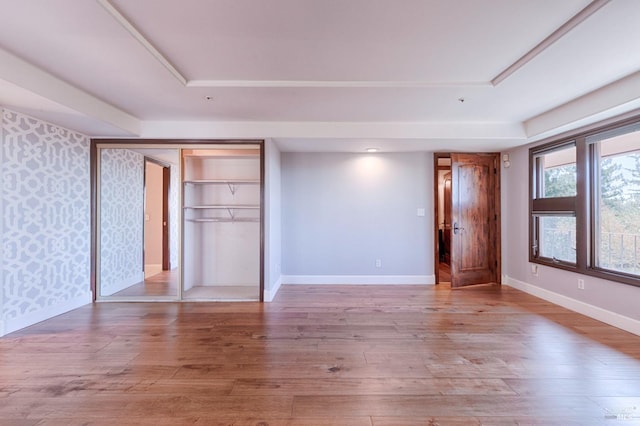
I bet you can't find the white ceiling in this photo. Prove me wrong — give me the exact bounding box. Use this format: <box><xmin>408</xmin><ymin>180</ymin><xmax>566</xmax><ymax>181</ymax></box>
<box><xmin>0</xmin><ymin>0</ymin><xmax>639</xmax><ymax>152</ymax></box>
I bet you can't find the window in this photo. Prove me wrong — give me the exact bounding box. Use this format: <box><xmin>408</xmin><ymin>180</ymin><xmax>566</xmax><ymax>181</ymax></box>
<box><xmin>531</xmin><ymin>142</ymin><xmax>577</xmax><ymax>267</ymax></box>
<box><xmin>538</xmin><ymin>145</ymin><xmax>577</xmax><ymax>198</ymax></box>
<box><xmin>530</xmin><ymin>117</ymin><xmax>640</xmax><ymax>286</ymax></box>
<box><xmin>589</xmin><ymin>123</ymin><xmax>640</xmax><ymax>277</ymax></box>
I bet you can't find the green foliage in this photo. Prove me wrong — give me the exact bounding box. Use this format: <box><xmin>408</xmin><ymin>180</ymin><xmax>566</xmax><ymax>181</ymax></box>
<box><xmin>543</xmin><ymin>164</ymin><xmax>576</xmax><ymax>197</ymax></box>
<box><xmin>626</xmin><ymin>153</ymin><xmax>640</xmax><ymax>200</ymax></box>
<box><xmin>600</xmin><ymin>158</ymin><xmax>624</xmax><ymax>207</ymax></box>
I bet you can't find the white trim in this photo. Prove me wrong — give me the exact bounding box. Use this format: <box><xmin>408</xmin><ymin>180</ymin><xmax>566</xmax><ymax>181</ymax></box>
<box><xmin>525</xmin><ymin>71</ymin><xmax>640</xmax><ymax>139</ymax></box>
<box><xmin>282</xmin><ymin>275</ymin><xmax>435</xmax><ymax>285</ymax></box>
<box><xmin>97</xmin><ymin>0</ymin><xmax>188</xmax><ymax>86</ymax></box>
<box><xmin>491</xmin><ymin>0</ymin><xmax>611</xmax><ymax>86</ymax></box>
<box><xmin>0</xmin><ymin>108</ymin><xmax>4</xmax><ymax>338</ymax></box>
<box><xmin>504</xmin><ymin>275</ymin><xmax>640</xmax><ymax>337</ymax></box>
<box><xmin>264</xmin><ymin>275</ymin><xmax>282</xmax><ymax>302</ymax></box>
<box><xmin>141</xmin><ymin>120</ymin><xmax>525</xmax><ymax>141</ymax></box>
<box><xmin>188</xmin><ymin>80</ymin><xmax>491</xmax><ymax>89</ymax></box>
<box><xmin>144</xmin><ymin>264</ymin><xmax>163</xmax><ymax>278</ymax></box>
<box><xmin>2</xmin><ymin>292</ymin><xmax>92</xmax><ymax>337</ymax></box>
<box><xmin>0</xmin><ymin>48</ymin><xmax>139</xmax><ymax>135</ymax></box>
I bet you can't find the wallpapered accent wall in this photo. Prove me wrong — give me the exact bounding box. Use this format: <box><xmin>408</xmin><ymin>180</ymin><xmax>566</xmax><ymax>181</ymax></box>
<box><xmin>99</xmin><ymin>149</ymin><xmax>144</xmax><ymax>296</ymax></box>
<box><xmin>1</xmin><ymin>109</ymin><xmax>91</xmax><ymax>334</ymax></box>
<box><xmin>169</xmin><ymin>163</ymin><xmax>179</xmax><ymax>269</ymax></box>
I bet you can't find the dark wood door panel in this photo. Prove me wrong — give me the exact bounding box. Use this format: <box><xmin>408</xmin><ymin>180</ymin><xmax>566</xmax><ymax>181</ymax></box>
<box><xmin>451</xmin><ymin>153</ymin><xmax>499</xmax><ymax>288</ymax></box>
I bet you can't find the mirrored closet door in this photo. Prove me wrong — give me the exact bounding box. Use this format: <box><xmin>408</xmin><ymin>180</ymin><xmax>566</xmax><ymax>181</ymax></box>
<box><xmin>96</xmin><ymin>147</ymin><xmax>181</xmax><ymax>300</ymax></box>
<box><xmin>92</xmin><ymin>141</ymin><xmax>263</xmax><ymax>302</ymax></box>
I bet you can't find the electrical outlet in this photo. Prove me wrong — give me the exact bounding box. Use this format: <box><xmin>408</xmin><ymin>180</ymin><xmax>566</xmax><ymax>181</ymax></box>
<box><xmin>531</xmin><ymin>264</ymin><xmax>538</xmax><ymax>277</ymax></box>
<box><xmin>375</xmin><ymin>259</ymin><xmax>382</xmax><ymax>268</ymax></box>
<box><xmin>578</xmin><ymin>279</ymin><xmax>585</xmax><ymax>290</ymax></box>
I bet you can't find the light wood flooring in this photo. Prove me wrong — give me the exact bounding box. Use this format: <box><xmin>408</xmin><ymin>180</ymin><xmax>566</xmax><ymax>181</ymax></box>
<box><xmin>2</xmin><ymin>284</ymin><xmax>640</xmax><ymax>424</ymax></box>
<box><xmin>439</xmin><ymin>262</ymin><xmax>451</xmax><ymax>283</ymax></box>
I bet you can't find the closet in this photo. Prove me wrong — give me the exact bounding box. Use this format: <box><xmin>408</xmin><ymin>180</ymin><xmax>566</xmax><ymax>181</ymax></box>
<box><xmin>182</xmin><ymin>145</ymin><xmax>262</xmax><ymax>300</ymax></box>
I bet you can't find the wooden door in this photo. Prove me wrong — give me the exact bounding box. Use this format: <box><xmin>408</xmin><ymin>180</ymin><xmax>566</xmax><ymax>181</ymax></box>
<box><xmin>443</xmin><ymin>173</ymin><xmax>452</xmax><ymax>264</ymax></box>
<box><xmin>450</xmin><ymin>153</ymin><xmax>500</xmax><ymax>288</ymax></box>
<box><xmin>162</xmin><ymin>166</ymin><xmax>170</xmax><ymax>270</ymax></box>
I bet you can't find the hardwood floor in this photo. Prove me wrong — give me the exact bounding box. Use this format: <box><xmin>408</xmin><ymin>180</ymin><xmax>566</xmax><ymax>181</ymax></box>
<box><xmin>110</xmin><ymin>270</ymin><xmax>259</xmax><ymax>300</ymax></box>
<box><xmin>438</xmin><ymin>262</ymin><xmax>451</xmax><ymax>283</ymax></box>
<box><xmin>2</xmin><ymin>284</ymin><xmax>640</xmax><ymax>424</ymax></box>
<box><xmin>112</xmin><ymin>269</ymin><xmax>178</xmax><ymax>297</ymax></box>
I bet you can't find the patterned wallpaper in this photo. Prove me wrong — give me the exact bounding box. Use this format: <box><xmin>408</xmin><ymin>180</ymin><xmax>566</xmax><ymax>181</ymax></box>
<box><xmin>169</xmin><ymin>163</ymin><xmax>179</xmax><ymax>269</ymax></box>
<box><xmin>99</xmin><ymin>149</ymin><xmax>144</xmax><ymax>296</ymax></box>
<box><xmin>1</xmin><ymin>109</ymin><xmax>91</xmax><ymax>326</ymax></box>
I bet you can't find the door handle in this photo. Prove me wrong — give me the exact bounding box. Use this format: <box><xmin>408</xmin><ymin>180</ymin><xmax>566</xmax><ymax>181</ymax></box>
<box><xmin>453</xmin><ymin>222</ymin><xmax>464</xmax><ymax>235</ymax></box>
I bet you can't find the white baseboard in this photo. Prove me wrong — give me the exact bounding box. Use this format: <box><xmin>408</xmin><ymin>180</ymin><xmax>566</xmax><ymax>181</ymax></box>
<box><xmin>264</xmin><ymin>275</ymin><xmax>282</xmax><ymax>302</ymax></box>
<box><xmin>2</xmin><ymin>292</ymin><xmax>92</xmax><ymax>337</ymax></box>
<box><xmin>144</xmin><ymin>264</ymin><xmax>163</xmax><ymax>278</ymax></box>
<box><xmin>504</xmin><ymin>275</ymin><xmax>640</xmax><ymax>337</ymax></box>
<box><xmin>282</xmin><ymin>275</ymin><xmax>435</xmax><ymax>285</ymax></box>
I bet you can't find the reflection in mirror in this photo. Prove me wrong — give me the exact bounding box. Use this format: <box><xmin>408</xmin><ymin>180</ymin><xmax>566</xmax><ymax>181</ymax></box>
<box><xmin>98</xmin><ymin>148</ymin><xmax>180</xmax><ymax>299</ymax></box>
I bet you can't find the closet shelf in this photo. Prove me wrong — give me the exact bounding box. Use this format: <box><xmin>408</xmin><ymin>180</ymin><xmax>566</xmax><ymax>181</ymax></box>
<box><xmin>182</xmin><ymin>149</ymin><xmax>260</xmax><ymax>159</ymax></box>
<box><xmin>184</xmin><ymin>179</ymin><xmax>260</xmax><ymax>185</ymax></box>
<box><xmin>184</xmin><ymin>179</ymin><xmax>260</xmax><ymax>195</ymax></box>
<box><xmin>186</xmin><ymin>218</ymin><xmax>260</xmax><ymax>223</ymax></box>
<box><xmin>184</xmin><ymin>204</ymin><xmax>260</xmax><ymax>210</ymax></box>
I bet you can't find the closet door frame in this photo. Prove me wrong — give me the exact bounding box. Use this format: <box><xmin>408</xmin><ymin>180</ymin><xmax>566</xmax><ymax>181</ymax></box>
<box><xmin>90</xmin><ymin>139</ymin><xmax>265</xmax><ymax>302</ymax></box>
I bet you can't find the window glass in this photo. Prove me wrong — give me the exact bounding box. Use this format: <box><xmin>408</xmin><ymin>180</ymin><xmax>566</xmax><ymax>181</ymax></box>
<box><xmin>538</xmin><ymin>216</ymin><xmax>576</xmax><ymax>263</ymax></box>
<box><xmin>537</xmin><ymin>145</ymin><xmax>577</xmax><ymax>198</ymax></box>
<box><xmin>594</xmin><ymin>129</ymin><xmax>640</xmax><ymax>275</ymax></box>
<box><xmin>530</xmin><ymin>117</ymin><xmax>640</xmax><ymax>285</ymax></box>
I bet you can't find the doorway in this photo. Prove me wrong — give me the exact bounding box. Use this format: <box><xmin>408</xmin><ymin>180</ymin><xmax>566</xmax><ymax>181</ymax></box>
<box><xmin>143</xmin><ymin>158</ymin><xmax>170</xmax><ymax>279</ymax></box>
<box><xmin>434</xmin><ymin>153</ymin><xmax>501</xmax><ymax>287</ymax></box>
<box><xmin>436</xmin><ymin>156</ymin><xmax>452</xmax><ymax>283</ymax></box>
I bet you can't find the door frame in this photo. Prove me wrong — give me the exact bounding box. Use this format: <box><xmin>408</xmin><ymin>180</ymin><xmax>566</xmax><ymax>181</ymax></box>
<box><xmin>433</xmin><ymin>152</ymin><xmax>501</xmax><ymax>285</ymax></box>
<box><xmin>89</xmin><ymin>139</ymin><xmax>265</xmax><ymax>302</ymax></box>
<box><xmin>143</xmin><ymin>156</ymin><xmax>171</xmax><ymax>272</ymax></box>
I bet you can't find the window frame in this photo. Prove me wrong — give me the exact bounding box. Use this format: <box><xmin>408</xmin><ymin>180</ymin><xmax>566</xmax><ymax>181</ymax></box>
<box><xmin>530</xmin><ymin>139</ymin><xmax>581</xmax><ymax>270</ymax></box>
<box><xmin>529</xmin><ymin>115</ymin><xmax>640</xmax><ymax>288</ymax></box>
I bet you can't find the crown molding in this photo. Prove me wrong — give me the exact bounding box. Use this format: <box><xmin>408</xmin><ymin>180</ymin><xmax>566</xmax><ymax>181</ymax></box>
<box><xmin>0</xmin><ymin>47</ymin><xmax>140</xmax><ymax>135</ymax></box>
<box><xmin>98</xmin><ymin>1</ymin><xmax>492</xmax><ymax>90</ymax></box>
<box><xmin>139</xmin><ymin>120</ymin><xmax>526</xmax><ymax>141</ymax></box>
<box><xmin>492</xmin><ymin>0</ymin><xmax>611</xmax><ymax>86</ymax></box>
<box><xmin>525</xmin><ymin>70</ymin><xmax>640</xmax><ymax>140</ymax></box>
<box><xmin>187</xmin><ymin>80</ymin><xmax>492</xmax><ymax>89</ymax></box>
<box><xmin>97</xmin><ymin>0</ymin><xmax>188</xmax><ymax>86</ymax></box>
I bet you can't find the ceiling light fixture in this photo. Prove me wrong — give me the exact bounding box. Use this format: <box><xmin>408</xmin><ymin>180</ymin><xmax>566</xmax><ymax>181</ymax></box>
<box><xmin>366</xmin><ymin>148</ymin><xmax>379</xmax><ymax>153</ymax></box>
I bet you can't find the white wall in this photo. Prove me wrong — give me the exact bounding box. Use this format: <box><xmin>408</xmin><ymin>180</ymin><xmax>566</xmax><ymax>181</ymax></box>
<box><xmin>502</xmin><ymin>144</ymin><xmax>640</xmax><ymax>335</ymax></box>
<box><xmin>182</xmin><ymin>155</ymin><xmax>261</xmax><ymax>289</ymax></box>
<box><xmin>281</xmin><ymin>152</ymin><xmax>433</xmax><ymax>284</ymax></box>
<box><xmin>144</xmin><ymin>161</ymin><xmax>164</xmax><ymax>266</ymax></box>
<box><xmin>0</xmin><ymin>109</ymin><xmax>92</xmax><ymax>336</ymax></box>
<box><xmin>264</xmin><ymin>139</ymin><xmax>282</xmax><ymax>300</ymax></box>
<box><xmin>169</xmin><ymin>163</ymin><xmax>179</xmax><ymax>269</ymax></box>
